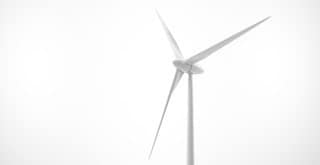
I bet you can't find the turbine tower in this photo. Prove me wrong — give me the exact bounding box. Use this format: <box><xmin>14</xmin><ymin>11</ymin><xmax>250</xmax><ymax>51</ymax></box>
<box><xmin>149</xmin><ymin>11</ymin><xmax>270</xmax><ymax>165</ymax></box>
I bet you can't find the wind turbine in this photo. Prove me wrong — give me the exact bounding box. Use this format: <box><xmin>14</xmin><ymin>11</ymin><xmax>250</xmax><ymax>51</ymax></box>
<box><xmin>149</xmin><ymin>11</ymin><xmax>270</xmax><ymax>165</ymax></box>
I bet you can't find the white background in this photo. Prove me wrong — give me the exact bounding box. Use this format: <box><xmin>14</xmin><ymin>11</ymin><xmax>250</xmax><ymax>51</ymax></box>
<box><xmin>1</xmin><ymin>0</ymin><xmax>320</xmax><ymax>165</ymax></box>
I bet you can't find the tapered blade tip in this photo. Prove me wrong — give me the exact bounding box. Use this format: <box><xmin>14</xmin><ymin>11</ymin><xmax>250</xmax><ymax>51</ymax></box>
<box><xmin>262</xmin><ymin>16</ymin><xmax>271</xmax><ymax>22</ymax></box>
<box><xmin>155</xmin><ymin>9</ymin><xmax>161</xmax><ymax>17</ymax></box>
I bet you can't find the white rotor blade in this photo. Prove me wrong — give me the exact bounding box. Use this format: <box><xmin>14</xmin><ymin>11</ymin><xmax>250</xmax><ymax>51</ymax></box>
<box><xmin>186</xmin><ymin>16</ymin><xmax>270</xmax><ymax>64</ymax></box>
<box><xmin>149</xmin><ymin>69</ymin><xmax>184</xmax><ymax>159</ymax></box>
<box><xmin>156</xmin><ymin>10</ymin><xmax>184</xmax><ymax>60</ymax></box>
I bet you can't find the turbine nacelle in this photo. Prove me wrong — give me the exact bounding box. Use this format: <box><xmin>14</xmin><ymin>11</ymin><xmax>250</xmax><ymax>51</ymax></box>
<box><xmin>173</xmin><ymin>60</ymin><xmax>204</xmax><ymax>74</ymax></box>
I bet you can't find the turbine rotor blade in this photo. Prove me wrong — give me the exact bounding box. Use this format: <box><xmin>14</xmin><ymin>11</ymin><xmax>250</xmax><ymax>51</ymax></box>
<box><xmin>149</xmin><ymin>69</ymin><xmax>184</xmax><ymax>159</ymax></box>
<box><xmin>186</xmin><ymin>16</ymin><xmax>270</xmax><ymax>64</ymax></box>
<box><xmin>156</xmin><ymin>10</ymin><xmax>184</xmax><ymax>60</ymax></box>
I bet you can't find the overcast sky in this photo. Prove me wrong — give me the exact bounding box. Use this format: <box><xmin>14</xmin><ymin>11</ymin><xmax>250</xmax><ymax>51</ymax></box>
<box><xmin>1</xmin><ymin>0</ymin><xmax>320</xmax><ymax>165</ymax></box>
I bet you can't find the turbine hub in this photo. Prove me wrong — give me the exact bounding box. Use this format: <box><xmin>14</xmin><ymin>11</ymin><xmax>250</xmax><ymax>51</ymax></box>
<box><xmin>173</xmin><ymin>60</ymin><xmax>203</xmax><ymax>74</ymax></box>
